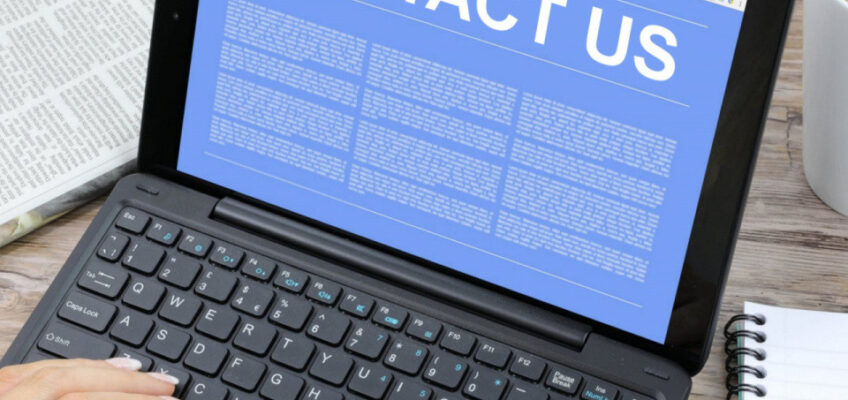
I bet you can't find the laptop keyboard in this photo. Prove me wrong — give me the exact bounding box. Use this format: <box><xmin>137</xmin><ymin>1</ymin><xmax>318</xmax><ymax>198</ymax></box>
<box><xmin>25</xmin><ymin>207</ymin><xmax>652</xmax><ymax>400</ymax></box>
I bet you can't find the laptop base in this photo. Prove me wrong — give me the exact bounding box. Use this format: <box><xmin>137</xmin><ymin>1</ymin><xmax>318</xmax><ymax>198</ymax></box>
<box><xmin>1</xmin><ymin>174</ymin><xmax>691</xmax><ymax>399</ymax></box>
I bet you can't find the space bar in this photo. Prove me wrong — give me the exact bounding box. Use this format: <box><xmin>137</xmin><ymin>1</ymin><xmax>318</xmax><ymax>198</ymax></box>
<box><xmin>37</xmin><ymin>322</ymin><xmax>116</xmax><ymax>360</ymax></box>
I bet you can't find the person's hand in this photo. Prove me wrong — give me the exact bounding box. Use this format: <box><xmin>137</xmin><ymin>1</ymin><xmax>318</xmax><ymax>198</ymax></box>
<box><xmin>0</xmin><ymin>358</ymin><xmax>179</xmax><ymax>400</ymax></box>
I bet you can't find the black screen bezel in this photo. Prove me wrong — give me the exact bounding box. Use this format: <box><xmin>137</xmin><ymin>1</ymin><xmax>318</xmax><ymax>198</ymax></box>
<box><xmin>138</xmin><ymin>0</ymin><xmax>794</xmax><ymax>374</ymax></box>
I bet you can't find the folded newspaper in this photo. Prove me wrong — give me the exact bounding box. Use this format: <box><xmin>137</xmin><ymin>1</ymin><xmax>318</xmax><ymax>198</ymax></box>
<box><xmin>0</xmin><ymin>0</ymin><xmax>153</xmax><ymax>248</ymax></box>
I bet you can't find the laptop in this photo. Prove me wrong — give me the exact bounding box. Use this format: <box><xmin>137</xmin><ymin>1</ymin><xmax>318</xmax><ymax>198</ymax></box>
<box><xmin>1</xmin><ymin>0</ymin><xmax>794</xmax><ymax>399</ymax></box>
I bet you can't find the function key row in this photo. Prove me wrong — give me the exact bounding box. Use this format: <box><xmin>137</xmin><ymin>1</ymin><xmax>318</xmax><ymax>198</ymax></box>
<box><xmin>114</xmin><ymin>208</ymin><xmax>243</xmax><ymax>269</ymax></box>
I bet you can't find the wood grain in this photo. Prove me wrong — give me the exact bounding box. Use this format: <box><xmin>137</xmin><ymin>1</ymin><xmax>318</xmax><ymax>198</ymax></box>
<box><xmin>0</xmin><ymin>1</ymin><xmax>839</xmax><ymax>398</ymax></box>
<box><xmin>693</xmin><ymin>1</ymin><xmax>848</xmax><ymax>398</ymax></box>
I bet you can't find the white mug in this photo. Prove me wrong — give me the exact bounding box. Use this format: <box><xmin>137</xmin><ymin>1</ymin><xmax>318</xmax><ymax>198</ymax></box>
<box><xmin>803</xmin><ymin>0</ymin><xmax>848</xmax><ymax>215</ymax></box>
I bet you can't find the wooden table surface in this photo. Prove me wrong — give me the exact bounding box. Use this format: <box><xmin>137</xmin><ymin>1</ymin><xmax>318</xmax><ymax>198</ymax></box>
<box><xmin>1</xmin><ymin>1</ymin><xmax>842</xmax><ymax>398</ymax></box>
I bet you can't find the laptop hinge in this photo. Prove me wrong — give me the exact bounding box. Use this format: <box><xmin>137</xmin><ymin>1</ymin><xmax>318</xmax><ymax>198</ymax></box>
<box><xmin>212</xmin><ymin>197</ymin><xmax>591</xmax><ymax>349</ymax></box>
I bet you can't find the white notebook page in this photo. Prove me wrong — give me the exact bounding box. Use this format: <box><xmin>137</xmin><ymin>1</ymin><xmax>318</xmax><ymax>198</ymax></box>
<box><xmin>741</xmin><ymin>302</ymin><xmax>848</xmax><ymax>399</ymax></box>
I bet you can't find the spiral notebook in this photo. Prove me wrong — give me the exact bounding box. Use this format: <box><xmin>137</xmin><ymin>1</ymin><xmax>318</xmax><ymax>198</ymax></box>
<box><xmin>725</xmin><ymin>302</ymin><xmax>848</xmax><ymax>399</ymax></box>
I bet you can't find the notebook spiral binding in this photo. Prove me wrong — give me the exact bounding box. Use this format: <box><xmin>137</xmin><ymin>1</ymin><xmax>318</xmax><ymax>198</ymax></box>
<box><xmin>724</xmin><ymin>313</ymin><xmax>768</xmax><ymax>399</ymax></box>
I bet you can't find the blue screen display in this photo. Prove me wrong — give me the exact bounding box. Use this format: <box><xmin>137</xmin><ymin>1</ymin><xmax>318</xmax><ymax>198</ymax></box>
<box><xmin>178</xmin><ymin>0</ymin><xmax>745</xmax><ymax>343</ymax></box>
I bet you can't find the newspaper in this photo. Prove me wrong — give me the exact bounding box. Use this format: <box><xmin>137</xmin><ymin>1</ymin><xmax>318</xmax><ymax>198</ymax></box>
<box><xmin>0</xmin><ymin>0</ymin><xmax>153</xmax><ymax>247</ymax></box>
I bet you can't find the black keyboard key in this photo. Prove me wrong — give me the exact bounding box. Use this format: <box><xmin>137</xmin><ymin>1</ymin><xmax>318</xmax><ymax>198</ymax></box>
<box><xmin>195</xmin><ymin>267</ymin><xmax>238</xmax><ymax>303</ymax></box>
<box><xmin>185</xmin><ymin>337</ymin><xmax>229</xmax><ymax>375</ymax></box>
<box><xmin>234</xmin><ymin>321</ymin><xmax>277</xmax><ymax>356</ymax></box>
<box><xmin>304</xmin><ymin>385</ymin><xmax>343</xmax><ymax>400</ymax></box>
<box><xmin>110</xmin><ymin>311</ymin><xmax>154</xmax><ymax>347</ymax></box>
<box><xmin>116</xmin><ymin>208</ymin><xmax>151</xmax><ymax>234</ymax></box>
<box><xmin>196</xmin><ymin>306</ymin><xmax>240</xmax><ymax>341</ymax></box>
<box><xmin>232</xmin><ymin>282</ymin><xmax>275</xmax><ymax>317</ymax></box>
<box><xmin>407</xmin><ymin>316</ymin><xmax>442</xmax><ymax>343</ymax></box>
<box><xmin>349</xmin><ymin>365</ymin><xmax>393</xmax><ymax>399</ymax></box>
<box><xmin>271</xmin><ymin>334</ymin><xmax>315</xmax><ymax>371</ymax></box>
<box><xmin>146</xmin><ymin>220</ymin><xmax>181</xmax><ymax>246</ymax></box>
<box><xmin>260</xmin><ymin>369</ymin><xmax>305</xmax><ymax>400</ymax></box>
<box><xmin>122</xmin><ymin>240</ymin><xmax>165</xmax><ymax>275</ymax></box>
<box><xmin>374</xmin><ymin>304</ymin><xmax>408</xmax><ymax>331</ymax></box>
<box><xmin>273</xmin><ymin>265</ymin><xmax>310</xmax><ymax>294</ymax></box>
<box><xmin>340</xmin><ymin>292</ymin><xmax>375</xmax><ymax>319</ymax></box>
<box><xmin>178</xmin><ymin>232</ymin><xmax>213</xmax><ymax>257</ymax></box>
<box><xmin>463</xmin><ymin>369</ymin><xmax>508</xmax><ymax>400</ymax></box>
<box><xmin>390</xmin><ymin>380</ymin><xmax>432</xmax><ymax>400</ymax></box>
<box><xmin>187</xmin><ymin>379</ymin><xmax>229</xmax><ymax>400</ymax></box>
<box><xmin>147</xmin><ymin>326</ymin><xmax>190</xmax><ymax>361</ymax></box>
<box><xmin>545</xmin><ymin>365</ymin><xmax>583</xmax><ymax>395</ymax></box>
<box><xmin>510</xmin><ymin>353</ymin><xmax>546</xmax><ymax>382</ymax></box>
<box><xmin>580</xmin><ymin>379</ymin><xmax>619</xmax><ymax>400</ymax></box>
<box><xmin>309</xmin><ymin>349</ymin><xmax>353</xmax><ymax>386</ymax></box>
<box><xmin>274</xmin><ymin>264</ymin><xmax>309</xmax><ymax>294</ymax></box>
<box><xmin>159</xmin><ymin>254</ymin><xmax>201</xmax><ymax>289</ymax></box>
<box><xmin>346</xmin><ymin>323</ymin><xmax>390</xmax><ymax>360</ymax></box>
<box><xmin>78</xmin><ymin>260</ymin><xmax>129</xmax><ymax>299</ymax></box>
<box><xmin>97</xmin><ymin>232</ymin><xmax>129</xmax><ymax>261</ymax></box>
<box><xmin>507</xmin><ymin>383</ymin><xmax>549</xmax><ymax>400</ymax></box>
<box><xmin>210</xmin><ymin>243</ymin><xmax>245</xmax><ymax>270</ymax></box>
<box><xmin>619</xmin><ymin>391</ymin><xmax>653</xmax><ymax>400</ymax></box>
<box><xmin>434</xmin><ymin>394</ymin><xmax>461</xmax><ymax>400</ymax></box>
<box><xmin>222</xmin><ymin>354</ymin><xmax>267</xmax><ymax>392</ymax></box>
<box><xmin>152</xmin><ymin>364</ymin><xmax>191</xmax><ymax>397</ymax></box>
<box><xmin>115</xmin><ymin>348</ymin><xmax>153</xmax><ymax>371</ymax></box>
<box><xmin>228</xmin><ymin>390</ymin><xmax>254</xmax><ymax>400</ymax></box>
<box><xmin>58</xmin><ymin>291</ymin><xmax>116</xmax><ymax>333</ymax></box>
<box><xmin>306</xmin><ymin>280</ymin><xmax>341</xmax><ymax>306</ymax></box>
<box><xmin>159</xmin><ymin>292</ymin><xmax>202</xmax><ymax>326</ymax></box>
<box><xmin>423</xmin><ymin>353</ymin><xmax>468</xmax><ymax>390</ymax></box>
<box><xmin>242</xmin><ymin>254</ymin><xmax>276</xmax><ymax>281</ymax></box>
<box><xmin>123</xmin><ymin>279</ymin><xmax>166</xmax><ymax>312</ymax></box>
<box><xmin>475</xmin><ymin>340</ymin><xmax>511</xmax><ymax>369</ymax></box>
<box><xmin>269</xmin><ymin>294</ymin><xmax>313</xmax><ymax>331</ymax></box>
<box><xmin>306</xmin><ymin>312</ymin><xmax>350</xmax><ymax>345</ymax></box>
<box><xmin>440</xmin><ymin>327</ymin><xmax>476</xmax><ymax>356</ymax></box>
<box><xmin>38</xmin><ymin>322</ymin><xmax>116</xmax><ymax>359</ymax></box>
<box><xmin>385</xmin><ymin>339</ymin><xmax>428</xmax><ymax>375</ymax></box>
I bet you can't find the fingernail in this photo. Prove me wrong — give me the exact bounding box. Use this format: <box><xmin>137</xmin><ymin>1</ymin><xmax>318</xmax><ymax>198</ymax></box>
<box><xmin>159</xmin><ymin>397</ymin><xmax>179</xmax><ymax>400</ymax></box>
<box><xmin>105</xmin><ymin>357</ymin><xmax>143</xmax><ymax>371</ymax></box>
<box><xmin>148</xmin><ymin>373</ymin><xmax>180</xmax><ymax>385</ymax></box>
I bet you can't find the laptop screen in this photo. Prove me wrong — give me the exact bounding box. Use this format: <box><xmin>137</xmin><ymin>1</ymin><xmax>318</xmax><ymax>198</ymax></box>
<box><xmin>177</xmin><ymin>0</ymin><xmax>746</xmax><ymax>343</ymax></box>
